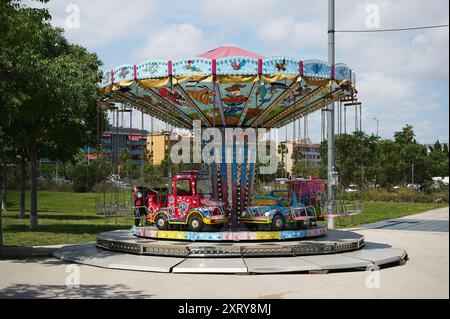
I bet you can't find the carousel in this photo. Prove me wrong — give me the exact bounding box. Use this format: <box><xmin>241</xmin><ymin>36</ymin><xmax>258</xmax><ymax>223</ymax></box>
<box><xmin>53</xmin><ymin>0</ymin><xmax>408</xmax><ymax>273</ymax></box>
<box><xmin>54</xmin><ymin>46</ymin><xmax>406</xmax><ymax>273</ymax></box>
<box><xmin>97</xmin><ymin>46</ymin><xmax>357</xmax><ymax>241</ymax></box>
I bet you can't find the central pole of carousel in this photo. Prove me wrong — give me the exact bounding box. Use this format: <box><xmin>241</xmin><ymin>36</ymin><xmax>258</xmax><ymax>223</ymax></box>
<box><xmin>327</xmin><ymin>0</ymin><xmax>336</xmax><ymax>229</ymax></box>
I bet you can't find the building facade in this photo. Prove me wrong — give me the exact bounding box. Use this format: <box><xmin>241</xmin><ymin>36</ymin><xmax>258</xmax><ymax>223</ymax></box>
<box><xmin>277</xmin><ymin>139</ymin><xmax>322</xmax><ymax>174</ymax></box>
<box><xmin>84</xmin><ymin>127</ymin><xmax>149</xmax><ymax>164</ymax></box>
<box><xmin>147</xmin><ymin>131</ymin><xmax>194</xmax><ymax>165</ymax></box>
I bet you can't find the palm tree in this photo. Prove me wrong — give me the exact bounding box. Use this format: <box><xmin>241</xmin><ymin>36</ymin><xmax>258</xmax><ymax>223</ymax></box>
<box><xmin>277</xmin><ymin>143</ymin><xmax>288</xmax><ymax>164</ymax></box>
<box><xmin>277</xmin><ymin>143</ymin><xmax>288</xmax><ymax>178</ymax></box>
<box><xmin>291</xmin><ymin>148</ymin><xmax>304</xmax><ymax>164</ymax></box>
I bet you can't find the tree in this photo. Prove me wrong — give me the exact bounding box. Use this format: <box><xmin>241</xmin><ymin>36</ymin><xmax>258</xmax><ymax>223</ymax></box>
<box><xmin>291</xmin><ymin>148</ymin><xmax>304</xmax><ymax>164</ymax></box>
<box><xmin>443</xmin><ymin>144</ymin><xmax>449</xmax><ymax>154</ymax></box>
<box><xmin>394</xmin><ymin>124</ymin><xmax>416</xmax><ymax>144</ymax></box>
<box><xmin>277</xmin><ymin>143</ymin><xmax>288</xmax><ymax>177</ymax></box>
<box><xmin>18</xmin><ymin>154</ymin><xmax>27</xmax><ymax>219</ymax></box>
<box><xmin>320</xmin><ymin>131</ymin><xmax>379</xmax><ymax>188</ymax></box>
<box><xmin>319</xmin><ymin>125</ymin><xmax>438</xmax><ymax>190</ymax></box>
<box><xmin>1</xmin><ymin>1</ymin><xmax>103</xmax><ymax>230</ymax></box>
<box><xmin>425</xmin><ymin>140</ymin><xmax>449</xmax><ymax>179</ymax></box>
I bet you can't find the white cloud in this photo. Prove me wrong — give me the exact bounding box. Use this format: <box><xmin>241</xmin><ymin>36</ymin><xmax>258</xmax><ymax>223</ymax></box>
<box><xmin>258</xmin><ymin>17</ymin><xmax>326</xmax><ymax>52</ymax></box>
<box><xmin>25</xmin><ymin>0</ymin><xmax>156</xmax><ymax>48</ymax></box>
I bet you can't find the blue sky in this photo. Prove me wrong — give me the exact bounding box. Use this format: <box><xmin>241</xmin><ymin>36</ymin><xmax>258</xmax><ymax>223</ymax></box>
<box><xmin>27</xmin><ymin>0</ymin><xmax>449</xmax><ymax>144</ymax></box>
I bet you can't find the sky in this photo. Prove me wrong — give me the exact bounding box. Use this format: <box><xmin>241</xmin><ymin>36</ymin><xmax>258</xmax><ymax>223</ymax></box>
<box><xmin>25</xmin><ymin>0</ymin><xmax>449</xmax><ymax>144</ymax></box>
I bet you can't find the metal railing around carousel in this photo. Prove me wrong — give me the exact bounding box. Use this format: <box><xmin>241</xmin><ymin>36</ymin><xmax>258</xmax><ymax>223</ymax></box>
<box><xmin>95</xmin><ymin>198</ymin><xmax>136</xmax><ymax>224</ymax></box>
<box><xmin>320</xmin><ymin>199</ymin><xmax>364</xmax><ymax>227</ymax></box>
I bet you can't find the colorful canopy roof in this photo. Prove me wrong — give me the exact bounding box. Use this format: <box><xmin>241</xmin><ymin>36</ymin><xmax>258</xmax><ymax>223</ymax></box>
<box><xmin>100</xmin><ymin>47</ymin><xmax>356</xmax><ymax>129</ymax></box>
<box><xmin>197</xmin><ymin>46</ymin><xmax>265</xmax><ymax>60</ymax></box>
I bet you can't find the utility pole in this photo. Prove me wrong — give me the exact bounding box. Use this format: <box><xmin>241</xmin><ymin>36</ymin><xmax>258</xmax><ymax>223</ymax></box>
<box><xmin>327</xmin><ymin>0</ymin><xmax>336</xmax><ymax>229</ymax></box>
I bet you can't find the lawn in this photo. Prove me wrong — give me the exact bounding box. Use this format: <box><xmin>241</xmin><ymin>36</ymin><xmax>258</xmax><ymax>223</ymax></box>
<box><xmin>0</xmin><ymin>190</ymin><xmax>447</xmax><ymax>246</ymax></box>
<box><xmin>2</xmin><ymin>190</ymin><xmax>132</xmax><ymax>246</ymax></box>
<box><xmin>329</xmin><ymin>201</ymin><xmax>447</xmax><ymax>228</ymax></box>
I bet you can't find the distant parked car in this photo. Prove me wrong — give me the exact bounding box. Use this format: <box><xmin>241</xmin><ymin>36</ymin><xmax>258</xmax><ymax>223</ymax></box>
<box><xmin>432</xmin><ymin>177</ymin><xmax>449</xmax><ymax>188</ymax></box>
<box><xmin>53</xmin><ymin>175</ymin><xmax>72</xmax><ymax>184</ymax></box>
<box><xmin>110</xmin><ymin>174</ymin><xmax>121</xmax><ymax>182</ymax></box>
<box><xmin>345</xmin><ymin>184</ymin><xmax>359</xmax><ymax>193</ymax></box>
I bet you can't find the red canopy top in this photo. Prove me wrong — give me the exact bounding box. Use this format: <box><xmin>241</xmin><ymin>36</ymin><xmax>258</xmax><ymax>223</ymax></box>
<box><xmin>197</xmin><ymin>46</ymin><xmax>265</xmax><ymax>60</ymax></box>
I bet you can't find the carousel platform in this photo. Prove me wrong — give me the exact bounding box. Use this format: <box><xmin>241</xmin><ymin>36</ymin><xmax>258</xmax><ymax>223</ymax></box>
<box><xmin>97</xmin><ymin>228</ymin><xmax>360</xmax><ymax>257</ymax></box>
<box><xmin>53</xmin><ymin>229</ymin><xmax>408</xmax><ymax>274</ymax></box>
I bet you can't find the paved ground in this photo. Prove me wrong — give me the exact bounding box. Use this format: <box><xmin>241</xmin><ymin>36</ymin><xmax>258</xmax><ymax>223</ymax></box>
<box><xmin>0</xmin><ymin>207</ymin><xmax>448</xmax><ymax>299</ymax></box>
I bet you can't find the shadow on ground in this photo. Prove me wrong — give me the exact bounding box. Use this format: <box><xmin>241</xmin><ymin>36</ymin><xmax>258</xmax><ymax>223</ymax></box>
<box><xmin>0</xmin><ymin>284</ymin><xmax>153</xmax><ymax>299</ymax></box>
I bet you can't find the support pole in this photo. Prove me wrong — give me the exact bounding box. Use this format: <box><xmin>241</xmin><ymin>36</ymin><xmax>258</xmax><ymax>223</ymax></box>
<box><xmin>141</xmin><ymin>110</ymin><xmax>144</xmax><ymax>184</ymax></box>
<box><xmin>327</xmin><ymin>0</ymin><xmax>336</xmax><ymax>229</ymax></box>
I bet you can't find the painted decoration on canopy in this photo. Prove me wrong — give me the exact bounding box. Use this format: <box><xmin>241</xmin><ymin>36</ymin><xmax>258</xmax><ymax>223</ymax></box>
<box><xmin>127</xmin><ymin>84</ymin><xmax>193</xmax><ymax>127</ymax></box>
<box><xmin>263</xmin><ymin>57</ymin><xmax>299</xmax><ymax>75</ymax></box>
<box><xmin>100</xmin><ymin>47</ymin><xmax>356</xmax><ymax>129</ymax></box>
<box><xmin>279</xmin><ymin>81</ymin><xmax>316</xmax><ymax>107</ymax></box>
<box><xmin>335</xmin><ymin>64</ymin><xmax>351</xmax><ymax>81</ymax></box>
<box><xmin>136</xmin><ymin>60</ymin><xmax>169</xmax><ymax>79</ymax></box>
<box><xmin>173</xmin><ymin>58</ymin><xmax>212</xmax><ymax>77</ymax></box>
<box><xmin>258</xmin><ymin>79</ymin><xmax>322</xmax><ymax>126</ymax></box>
<box><xmin>303</xmin><ymin>60</ymin><xmax>332</xmax><ymax>79</ymax></box>
<box><xmin>151</xmin><ymin>86</ymin><xmax>202</xmax><ymax>121</ymax></box>
<box><xmin>216</xmin><ymin>56</ymin><xmax>259</xmax><ymax>76</ymax></box>
<box><xmin>241</xmin><ymin>78</ymin><xmax>295</xmax><ymax>126</ymax></box>
<box><xmin>219</xmin><ymin>82</ymin><xmax>257</xmax><ymax>126</ymax></box>
<box><xmin>114</xmin><ymin>65</ymin><xmax>134</xmax><ymax>83</ymax></box>
<box><xmin>178</xmin><ymin>81</ymin><xmax>217</xmax><ymax>125</ymax></box>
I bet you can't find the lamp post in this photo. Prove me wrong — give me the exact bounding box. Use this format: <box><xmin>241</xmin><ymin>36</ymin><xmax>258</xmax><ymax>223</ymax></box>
<box><xmin>327</xmin><ymin>0</ymin><xmax>336</xmax><ymax>229</ymax></box>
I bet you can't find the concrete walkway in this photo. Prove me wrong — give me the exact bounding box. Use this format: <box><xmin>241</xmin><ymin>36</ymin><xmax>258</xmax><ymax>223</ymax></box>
<box><xmin>0</xmin><ymin>207</ymin><xmax>448</xmax><ymax>299</ymax></box>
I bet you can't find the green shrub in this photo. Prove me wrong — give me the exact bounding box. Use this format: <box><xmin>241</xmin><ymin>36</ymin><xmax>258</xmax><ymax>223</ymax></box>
<box><xmin>71</xmin><ymin>163</ymin><xmax>109</xmax><ymax>193</ymax></box>
<box><xmin>338</xmin><ymin>187</ymin><xmax>449</xmax><ymax>203</ymax></box>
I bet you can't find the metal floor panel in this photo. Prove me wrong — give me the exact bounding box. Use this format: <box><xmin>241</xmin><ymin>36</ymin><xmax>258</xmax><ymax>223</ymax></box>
<box><xmin>55</xmin><ymin>244</ymin><xmax>124</xmax><ymax>268</ymax></box>
<box><xmin>107</xmin><ymin>254</ymin><xmax>185</xmax><ymax>273</ymax></box>
<box><xmin>172</xmin><ymin>258</ymin><xmax>248</xmax><ymax>274</ymax></box>
<box><xmin>244</xmin><ymin>257</ymin><xmax>320</xmax><ymax>273</ymax></box>
<box><xmin>300</xmin><ymin>254</ymin><xmax>372</xmax><ymax>270</ymax></box>
<box><xmin>342</xmin><ymin>246</ymin><xmax>407</xmax><ymax>266</ymax></box>
<box><xmin>55</xmin><ymin>244</ymin><xmax>184</xmax><ymax>272</ymax></box>
<box><xmin>54</xmin><ymin>242</ymin><xmax>409</xmax><ymax>274</ymax></box>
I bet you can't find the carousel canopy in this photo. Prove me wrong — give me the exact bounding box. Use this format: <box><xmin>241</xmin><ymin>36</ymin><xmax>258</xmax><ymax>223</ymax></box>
<box><xmin>100</xmin><ymin>46</ymin><xmax>356</xmax><ymax>129</ymax></box>
<box><xmin>197</xmin><ymin>46</ymin><xmax>265</xmax><ymax>60</ymax></box>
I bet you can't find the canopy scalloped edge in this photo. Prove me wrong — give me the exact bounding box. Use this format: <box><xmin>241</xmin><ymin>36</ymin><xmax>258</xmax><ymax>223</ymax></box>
<box><xmin>100</xmin><ymin>56</ymin><xmax>356</xmax><ymax>129</ymax></box>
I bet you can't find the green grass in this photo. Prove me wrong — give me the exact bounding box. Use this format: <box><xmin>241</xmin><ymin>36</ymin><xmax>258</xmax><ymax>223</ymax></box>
<box><xmin>333</xmin><ymin>201</ymin><xmax>447</xmax><ymax>228</ymax></box>
<box><xmin>2</xmin><ymin>190</ymin><xmax>131</xmax><ymax>246</ymax></box>
<box><xmin>0</xmin><ymin>190</ymin><xmax>447</xmax><ymax>246</ymax></box>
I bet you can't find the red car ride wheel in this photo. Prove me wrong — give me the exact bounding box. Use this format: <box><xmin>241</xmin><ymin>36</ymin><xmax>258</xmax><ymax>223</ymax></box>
<box><xmin>155</xmin><ymin>214</ymin><xmax>168</xmax><ymax>230</ymax></box>
<box><xmin>188</xmin><ymin>216</ymin><xmax>204</xmax><ymax>231</ymax></box>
